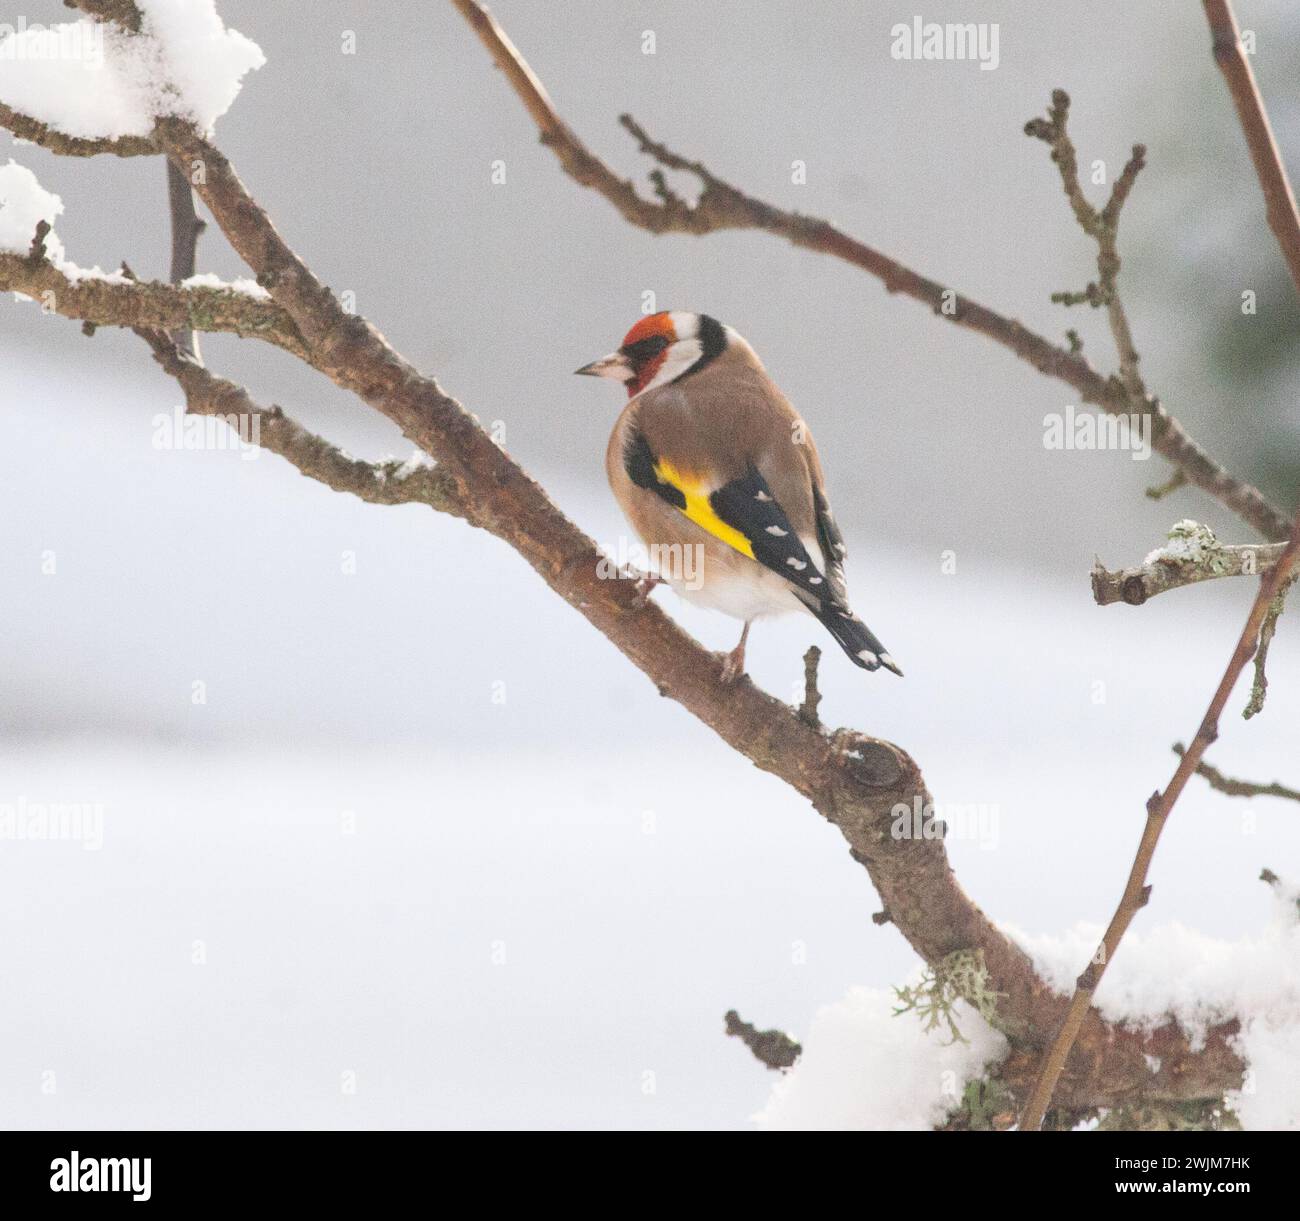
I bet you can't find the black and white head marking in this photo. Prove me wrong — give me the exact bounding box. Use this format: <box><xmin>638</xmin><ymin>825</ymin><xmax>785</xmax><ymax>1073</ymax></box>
<box><xmin>629</xmin><ymin>312</ymin><xmax>729</xmax><ymax>399</ymax></box>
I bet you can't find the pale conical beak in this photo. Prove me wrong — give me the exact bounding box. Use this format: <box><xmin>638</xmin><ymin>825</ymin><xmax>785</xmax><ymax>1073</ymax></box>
<box><xmin>574</xmin><ymin>351</ymin><xmax>631</xmax><ymax>380</ymax></box>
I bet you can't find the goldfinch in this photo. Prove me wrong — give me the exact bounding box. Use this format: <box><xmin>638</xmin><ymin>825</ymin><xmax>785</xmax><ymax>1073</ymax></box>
<box><xmin>577</xmin><ymin>311</ymin><xmax>901</xmax><ymax>682</ymax></box>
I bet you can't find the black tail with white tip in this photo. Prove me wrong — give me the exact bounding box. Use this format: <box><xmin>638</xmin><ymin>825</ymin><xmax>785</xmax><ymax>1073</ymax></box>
<box><xmin>805</xmin><ymin>598</ymin><xmax>903</xmax><ymax>677</ymax></box>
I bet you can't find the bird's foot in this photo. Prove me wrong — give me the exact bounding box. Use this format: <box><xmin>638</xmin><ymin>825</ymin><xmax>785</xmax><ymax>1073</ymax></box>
<box><xmin>720</xmin><ymin>621</ymin><xmax>752</xmax><ymax>684</ymax></box>
<box><xmin>630</xmin><ymin>572</ymin><xmax>663</xmax><ymax>608</ymax></box>
<box><xmin>719</xmin><ymin>641</ymin><xmax>747</xmax><ymax>684</ymax></box>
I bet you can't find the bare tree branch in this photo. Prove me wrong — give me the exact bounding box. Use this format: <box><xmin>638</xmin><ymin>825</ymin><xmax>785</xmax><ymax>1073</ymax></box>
<box><xmin>1019</xmin><ymin>507</ymin><xmax>1300</xmax><ymax>1132</ymax></box>
<box><xmin>1173</xmin><ymin>743</ymin><xmax>1300</xmax><ymax>804</ymax></box>
<box><xmin>1203</xmin><ymin>0</ymin><xmax>1300</xmax><ymax>297</ymax></box>
<box><xmin>134</xmin><ymin>327</ymin><xmax>465</xmax><ymax>515</ymax></box>
<box><xmin>724</xmin><ymin>1010</ymin><xmax>801</xmax><ymax>1071</ymax></box>
<box><xmin>1243</xmin><ymin>573</ymin><xmax>1295</xmax><ymax>719</ymax></box>
<box><xmin>0</xmin><ymin>250</ymin><xmax>307</xmax><ymax>357</ymax></box>
<box><xmin>450</xmin><ymin>0</ymin><xmax>1291</xmax><ymax>546</ymax></box>
<box><xmin>144</xmin><ymin>132</ymin><xmax>435</xmax><ymax>511</ymax></box>
<box><xmin>1145</xmin><ymin>467</ymin><xmax>1187</xmax><ymax>501</ymax></box>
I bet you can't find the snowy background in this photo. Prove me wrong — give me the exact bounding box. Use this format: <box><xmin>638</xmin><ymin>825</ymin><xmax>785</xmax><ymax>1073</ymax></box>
<box><xmin>2</xmin><ymin>1</ymin><xmax>1299</xmax><ymax>1128</ymax></box>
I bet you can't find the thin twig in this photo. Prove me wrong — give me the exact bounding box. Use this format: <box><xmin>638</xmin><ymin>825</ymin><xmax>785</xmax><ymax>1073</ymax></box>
<box><xmin>1026</xmin><ymin>90</ymin><xmax>1148</xmax><ymax>403</ymax></box>
<box><xmin>1203</xmin><ymin>0</ymin><xmax>1300</xmax><ymax>298</ymax></box>
<box><xmin>1145</xmin><ymin>468</ymin><xmax>1187</xmax><ymax>501</ymax></box>
<box><xmin>724</xmin><ymin>1010</ymin><xmax>801</xmax><ymax>1071</ymax></box>
<box><xmin>1244</xmin><ymin>573</ymin><xmax>1295</xmax><ymax>719</ymax></box>
<box><xmin>798</xmin><ymin>645</ymin><xmax>823</xmax><ymax>729</ymax></box>
<box><xmin>1018</xmin><ymin>507</ymin><xmax>1300</xmax><ymax>1132</ymax></box>
<box><xmin>1173</xmin><ymin>743</ymin><xmax>1300</xmax><ymax>803</ymax></box>
<box><xmin>27</xmin><ymin>220</ymin><xmax>50</xmax><ymax>265</ymax></box>
<box><xmin>166</xmin><ymin>160</ymin><xmax>207</xmax><ymax>361</ymax></box>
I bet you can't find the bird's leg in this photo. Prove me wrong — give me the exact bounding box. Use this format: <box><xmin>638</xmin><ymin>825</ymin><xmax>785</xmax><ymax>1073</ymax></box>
<box><xmin>720</xmin><ymin>620</ymin><xmax>752</xmax><ymax>683</ymax></box>
<box><xmin>630</xmin><ymin>571</ymin><xmax>663</xmax><ymax>608</ymax></box>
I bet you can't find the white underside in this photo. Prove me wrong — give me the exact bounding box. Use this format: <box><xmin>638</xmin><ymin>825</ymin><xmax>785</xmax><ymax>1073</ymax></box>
<box><xmin>660</xmin><ymin>531</ymin><xmax>828</xmax><ymax>622</ymax></box>
<box><xmin>668</xmin><ymin>563</ymin><xmax>809</xmax><ymax>622</ymax></box>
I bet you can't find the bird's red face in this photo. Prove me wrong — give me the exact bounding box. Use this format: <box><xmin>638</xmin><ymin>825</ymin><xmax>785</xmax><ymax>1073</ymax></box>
<box><xmin>616</xmin><ymin>313</ymin><xmax>679</xmax><ymax>396</ymax></box>
<box><xmin>574</xmin><ymin>312</ymin><xmax>679</xmax><ymax>398</ymax></box>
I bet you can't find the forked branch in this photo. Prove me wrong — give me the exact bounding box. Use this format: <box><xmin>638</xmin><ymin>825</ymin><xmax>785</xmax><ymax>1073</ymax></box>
<box><xmin>135</xmin><ymin>328</ymin><xmax>466</xmax><ymax>515</ymax></box>
<box><xmin>1025</xmin><ymin>89</ymin><xmax>1148</xmax><ymax>402</ymax></box>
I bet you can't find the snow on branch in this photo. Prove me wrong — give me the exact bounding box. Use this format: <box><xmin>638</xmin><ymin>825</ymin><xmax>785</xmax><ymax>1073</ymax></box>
<box><xmin>755</xmin><ymin>984</ymin><xmax>1007</xmax><ymax>1130</ymax></box>
<box><xmin>0</xmin><ymin>159</ymin><xmax>305</xmax><ymax>353</ymax></box>
<box><xmin>0</xmin><ymin>1</ymin><xmax>262</xmax><ymax>154</ymax></box>
<box><xmin>0</xmin><ymin>249</ymin><xmax>307</xmax><ymax>357</ymax></box>
<box><xmin>0</xmin><ymin>101</ymin><xmax>155</xmax><ymax>157</ymax></box>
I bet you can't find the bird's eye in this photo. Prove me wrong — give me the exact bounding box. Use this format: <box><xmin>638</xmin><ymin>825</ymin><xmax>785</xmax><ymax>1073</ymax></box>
<box><xmin>622</xmin><ymin>335</ymin><xmax>670</xmax><ymax>362</ymax></box>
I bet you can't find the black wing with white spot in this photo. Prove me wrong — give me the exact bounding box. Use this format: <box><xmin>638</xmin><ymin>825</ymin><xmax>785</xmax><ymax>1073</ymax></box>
<box><xmin>811</xmin><ymin>483</ymin><xmax>848</xmax><ymax>602</ymax></box>
<box><xmin>708</xmin><ymin>464</ymin><xmax>834</xmax><ymax>602</ymax></box>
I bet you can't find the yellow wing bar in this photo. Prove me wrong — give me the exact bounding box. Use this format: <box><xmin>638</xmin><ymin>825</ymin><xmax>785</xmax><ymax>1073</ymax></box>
<box><xmin>652</xmin><ymin>458</ymin><xmax>756</xmax><ymax>559</ymax></box>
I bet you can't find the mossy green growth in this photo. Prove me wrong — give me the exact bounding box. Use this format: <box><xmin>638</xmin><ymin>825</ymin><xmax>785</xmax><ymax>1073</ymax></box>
<box><xmin>1095</xmin><ymin>1098</ymin><xmax>1242</xmax><ymax>1132</ymax></box>
<box><xmin>957</xmin><ymin>1075</ymin><xmax>1016</xmax><ymax>1131</ymax></box>
<box><xmin>892</xmin><ymin>948</ymin><xmax>1007</xmax><ymax>1045</ymax></box>
<box><xmin>1156</xmin><ymin>519</ymin><xmax>1234</xmax><ymax>575</ymax></box>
